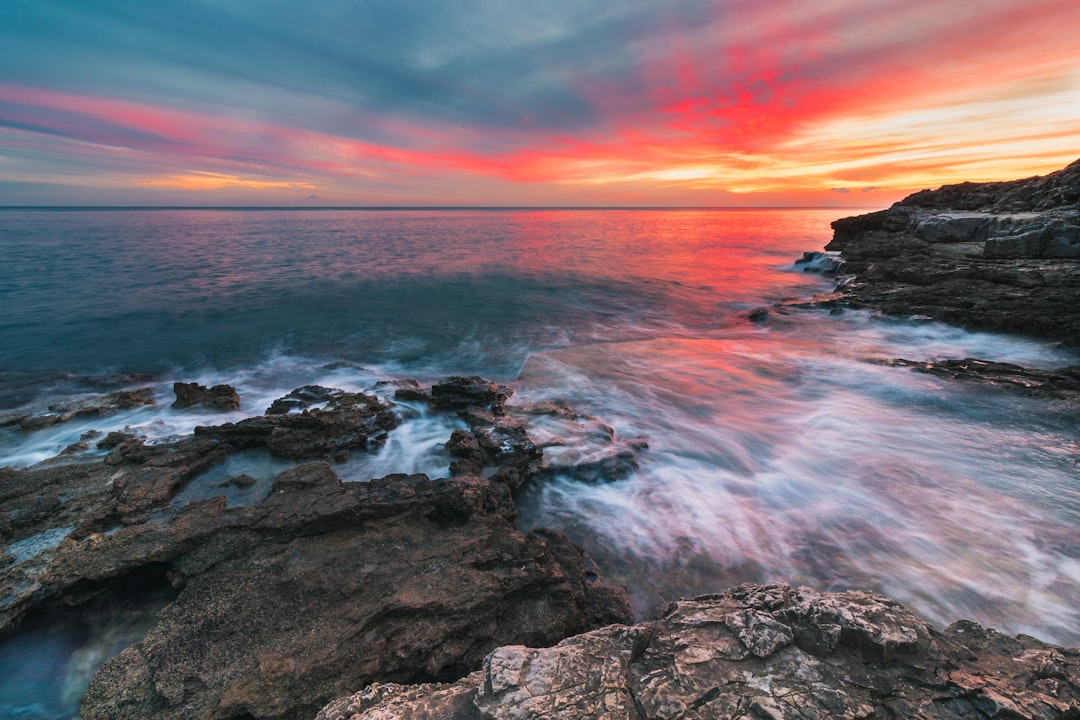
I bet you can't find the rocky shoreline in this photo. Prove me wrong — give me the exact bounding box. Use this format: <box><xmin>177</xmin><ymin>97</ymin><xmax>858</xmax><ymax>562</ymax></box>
<box><xmin>795</xmin><ymin>159</ymin><xmax>1080</xmax><ymax>408</ymax></box>
<box><xmin>3</xmin><ymin>163</ymin><xmax>1080</xmax><ymax>719</ymax></box>
<box><xmin>822</xmin><ymin>158</ymin><xmax>1080</xmax><ymax>348</ymax></box>
<box><xmin>3</xmin><ymin>374</ymin><xmax>1078</xmax><ymax>719</ymax></box>
<box><xmin>1</xmin><ymin>376</ymin><xmax>640</xmax><ymax>719</ymax></box>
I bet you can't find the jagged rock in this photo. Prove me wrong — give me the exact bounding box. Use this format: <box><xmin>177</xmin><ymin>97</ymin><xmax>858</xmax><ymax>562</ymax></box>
<box><xmin>822</xmin><ymin>159</ymin><xmax>1080</xmax><ymax>346</ymax></box>
<box><xmin>194</xmin><ymin>388</ymin><xmax>399</xmax><ymax>460</ymax></box>
<box><xmin>431</xmin><ymin>376</ymin><xmax>513</xmax><ymax>416</ymax></box>
<box><xmin>171</xmin><ymin>382</ymin><xmax>240</xmax><ymax>411</ymax></box>
<box><xmin>1</xmin><ymin>376</ymin><xmax>633</xmax><ymax>720</ymax></box>
<box><xmin>77</xmin><ymin>466</ymin><xmax>630</xmax><ymax>720</ymax></box>
<box><xmin>318</xmin><ymin>583</ymin><xmax>1080</xmax><ymax>720</ymax></box>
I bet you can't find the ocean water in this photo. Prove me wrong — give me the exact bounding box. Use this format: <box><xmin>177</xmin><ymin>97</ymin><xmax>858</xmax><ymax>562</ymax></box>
<box><xmin>1</xmin><ymin>208</ymin><xmax>1079</xmax><ymax>716</ymax></box>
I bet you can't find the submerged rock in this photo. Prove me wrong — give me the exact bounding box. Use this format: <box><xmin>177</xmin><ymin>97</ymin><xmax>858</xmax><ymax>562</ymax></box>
<box><xmin>2</xmin><ymin>386</ymin><xmax>156</xmax><ymax>432</ymax></box>
<box><xmin>318</xmin><ymin>583</ymin><xmax>1080</xmax><ymax>720</ymax></box>
<box><xmin>823</xmin><ymin>158</ymin><xmax>1080</xmax><ymax>346</ymax></box>
<box><xmin>886</xmin><ymin>357</ymin><xmax>1080</xmax><ymax>398</ymax></box>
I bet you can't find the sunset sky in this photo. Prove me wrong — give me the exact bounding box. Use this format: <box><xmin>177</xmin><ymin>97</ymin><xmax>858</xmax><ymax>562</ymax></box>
<box><xmin>1</xmin><ymin>0</ymin><xmax>1078</xmax><ymax>207</ymax></box>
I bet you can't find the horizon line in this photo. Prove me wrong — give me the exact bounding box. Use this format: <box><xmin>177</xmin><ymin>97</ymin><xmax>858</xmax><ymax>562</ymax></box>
<box><xmin>0</xmin><ymin>204</ymin><xmax>884</xmax><ymax>211</ymax></box>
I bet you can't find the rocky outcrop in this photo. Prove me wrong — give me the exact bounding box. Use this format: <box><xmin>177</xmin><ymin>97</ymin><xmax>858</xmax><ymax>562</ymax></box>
<box><xmin>194</xmin><ymin>389</ymin><xmax>399</xmax><ymax>461</ymax></box>
<box><xmin>78</xmin><ymin>467</ymin><xmax>629</xmax><ymax>720</ymax></box>
<box><xmin>318</xmin><ymin>583</ymin><xmax>1080</xmax><ymax>720</ymax></box>
<box><xmin>0</xmin><ymin>379</ymin><xmax>631</xmax><ymax>720</ymax></box>
<box><xmin>884</xmin><ymin>357</ymin><xmax>1080</xmax><ymax>398</ymax></box>
<box><xmin>172</xmin><ymin>381</ymin><xmax>241</xmax><ymax>411</ymax></box>
<box><xmin>823</xmin><ymin>159</ymin><xmax>1080</xmax><ymax>346</ymax></box>
<box><xmin>0</xmin><ymin>386</ymin><xmax>155</xmax><ymax>432</ymax></box>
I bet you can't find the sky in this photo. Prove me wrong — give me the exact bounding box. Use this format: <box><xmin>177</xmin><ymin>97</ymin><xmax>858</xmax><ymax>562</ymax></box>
<box><xmin>1</xmin><ymin>0</ymin><xmax>1079</xmax><ymax>207</ymax></box>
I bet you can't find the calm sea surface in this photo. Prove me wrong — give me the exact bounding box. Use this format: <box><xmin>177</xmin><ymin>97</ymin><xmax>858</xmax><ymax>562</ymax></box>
<box><xmin>1</xmin><ymin>208</ymin><xmax>1078</xmax><ymax>717</ymax></box>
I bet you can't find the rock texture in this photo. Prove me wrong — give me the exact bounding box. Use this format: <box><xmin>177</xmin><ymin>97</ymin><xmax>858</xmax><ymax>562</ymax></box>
<box><xmin>824</xmin><ymin>158</ymin><xmax>1080</xmax><ymax>346</ymax></box>
<box><xmin>0</xmin><ymin>386</ymin><xmax>156</xmax><ymax>432</ymax></box>
<box><xmin>0</xmin><ymin>379</ymin><xmax>631</xmax><ymax>720</ymax></box>
<box><xmin>172</xmin><ymin>382</ymin><xmax>241</xmax><ymax>411</ymax></box>
<box><xmin>195</xmin><ymin>388</ymin><xmax>399</xmax><ymax>461</ymax></box>
<box><xmin>884</xmin><ymin>357</ymin><xmax>1080</xmax><ymax>398</ymax></box>
<box><xmin>318</xmin><ymin>583</ymin><xmax>1080</xmax><ymax>720</ymax></box>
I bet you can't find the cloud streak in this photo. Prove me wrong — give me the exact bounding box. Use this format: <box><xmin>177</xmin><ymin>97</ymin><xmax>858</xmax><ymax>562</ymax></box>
<box><xmin>1</xmin><ymin>0</ymin><xmax>1078</xmax><ymax>204</ymax></box>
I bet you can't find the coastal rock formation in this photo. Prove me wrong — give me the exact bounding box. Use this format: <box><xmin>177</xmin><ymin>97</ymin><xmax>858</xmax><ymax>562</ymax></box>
<box><xmin>172</xmin><ymin>381</ymin><xmax>241</xmax><ymax>411</ymax></box>
<box><xmin>318</xmin><ymin>583</ymin><xmax>1080</xmax><ymax>720</ymax></box>
<box><xmin>194</xmin><ymin>388</ymin><xmax>399</xmax><ymax>461</ymax></box>
<box><xmin>78</xmin><ymin>467</ymin><xmax>629</xmax><ymax>720</ymax></box>
<box><xmin>824</xmin><ymin>158</ymin><xmax>1080</xmax><ymax>346</ymax></box>
<box><xmin>884</xmin><ymin>357</ymin><xmax>1080</xmax><ymax>398</ymax></box>
<box><xmin>0</xmin><ymin>386</ymin><xmax>155</xmax><ymax>432</ymax></box>
<box><xmin>0</xmin><ymin>378</ymin><xmax>631</xmax><ymax>720</ymax></box>
<box><xmin>398</xmin><ymin>376</ymin><xmax>648</xmax><ymax>488</ymax></box>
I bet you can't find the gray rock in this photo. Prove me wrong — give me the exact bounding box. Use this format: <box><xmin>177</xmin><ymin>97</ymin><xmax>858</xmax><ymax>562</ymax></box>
<box><xmin>318</xmin><ymin>583</ymin><xmax>1080</xmax><ymax>720</ymax></box>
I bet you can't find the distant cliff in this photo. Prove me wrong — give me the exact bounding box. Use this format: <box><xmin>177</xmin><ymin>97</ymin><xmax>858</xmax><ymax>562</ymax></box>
<box><xmin>825</xmin><ymin>159</ymin><xmax>1080</xmax><ymax>346</ymax></box>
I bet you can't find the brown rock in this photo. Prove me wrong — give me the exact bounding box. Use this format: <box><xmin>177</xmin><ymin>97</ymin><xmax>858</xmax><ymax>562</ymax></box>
<box><xmin>822</xmin><ymin>159</ymin><xmax>1080</xmax><ymax>347</ymax></box>
<box><xmin>79</xmin><ymin>467</ymin><xmax>630</xmax><ymax>720</ymax></box>
<box><xmin>194</xmin><ymin>388</ymin><xmax>398</xmax><ymax>460</ymax></box>
<box><xmin>172</xmin><ymin>382</ymin><xmax>240</xmax><ymax>411</ymax></box>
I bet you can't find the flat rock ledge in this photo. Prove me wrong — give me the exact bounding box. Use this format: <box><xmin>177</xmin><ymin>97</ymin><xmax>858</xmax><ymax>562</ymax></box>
<box><xmin>318</xmin><ymin>583</ymin><xmax>1080</xmax><ymax>720</ymax></box>
<box><xmin>820</xmin><ymin>158</ymin><xmax>1080</xmax><ymax>347</ymax></box>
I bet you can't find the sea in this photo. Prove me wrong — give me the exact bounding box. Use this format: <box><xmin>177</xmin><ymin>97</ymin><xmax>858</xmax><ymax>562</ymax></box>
<box><xmin>1</xmin><ymin>208</ymin><xmax>1078</xmax><ymax>718</ymax></box>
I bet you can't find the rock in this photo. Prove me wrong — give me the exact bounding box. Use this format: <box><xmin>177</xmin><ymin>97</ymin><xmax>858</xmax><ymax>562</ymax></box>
<box><xmin>77</xmin><ymin>468</ymin><xmax>630</xmax><ymax>720</ymax></box>
<box><xmin>794</xmin><ymin>250</ymin><xmax>845</xmax><ymax>276</ymax></box>
<box><xmin>747</xmin><ymin>307</ymin><xmax>770</xmax><ymax>323</ymax></box>
<box><xmin>514</xmin><ymin>404</ymin><xmax>648</xmax><ymax>485</ymax></box>
<box><xmin>430</xmin><ymin>376</ymin><xmax>513</xmax><ymax>416</ymax></box>
<box><xmin>0</xmin><ymin>377</ymin><xmax>632</xmax><ymax>720</ymax></box>
<box><xmin>171</xmin><ymin>382</ymin><xmax>240</xmax><ymax>411</ymax></box>
<box><xmin>319</xmin><ymin>583</ymin><xmax>1080</xmax><ymax>720</ymax></box>
<box><xmin>14</xmin><ymin>387</ymin><xmax>156</xmax><ymax>432</ymax></box>
<box><xmin>821</xmin><ymin>159</ymin><xmax>1080</xmax><ymax>347</ymax></box>
<box><xmin>194</xmin><ymin>388</ymin><xmax>399</xmax><ymax>460</ymax></box>
<box><xmin>264</xmin><ymin>384</ymin><xmax>342</xmax><ymax>414</ymax></box>
<box><xmin>885</xmin><ymin>358</ymin><xmax>1080</xmax><ymax>398</ymax></box>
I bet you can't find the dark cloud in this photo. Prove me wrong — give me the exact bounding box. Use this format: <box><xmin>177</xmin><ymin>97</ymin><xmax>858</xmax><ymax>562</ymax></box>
<box><xmin>830</xmin><ymin>187</ymin><xmax>850</xmax><ymax>194</ymax></box>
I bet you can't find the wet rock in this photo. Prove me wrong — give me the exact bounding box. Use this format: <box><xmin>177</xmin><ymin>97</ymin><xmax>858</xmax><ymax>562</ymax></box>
<box><xmin>747</xmin><ymin>307</ymin><xmax>770</xmax><ymax>324</ymax></box>
<box><xmin>264</xmin><ymin>384</ymin><xmax>342</xmax><ymax>414</ymax></box>
<box><xmin>821</xmin><ymin>159</ymin><xmax>1080</xmax><ymax>347</ymax></box>
<box><xmin>12</xmin><ymin>387</ymin><xmax>156</xmax><ymax>432</ymax></box>
<box><xmin>886</xmin><ymin>357</ymin><xmax>1080</xmax><ymax>399</ymax></box>
<box><xmin>320</xmin><ymin>583</ymin><xmax>1080</xmax><ymax>720</ymax></box>
<box><xmin>194</xmin><ymin>388</ymin><xmax>399</xmax><ymax>460</ymax></box>
<box><xmin>96</xmin><ymin>430</ymin><xmax>139</xmax><ymax>449</ymax></box>
<box><xmin>794</xmin><ymin>250</ymin><xmax>845</xmax><ymax>276</ymax></box>
<box><xmin>171</xmin><ymin>382</ymin><xmax>240</xmax><ymax>412</ymax></box>
<box><xmin>216</xmin><ymin>473</ymin><xmax>255</xmax><ymax>489</ymax></box>
<box><xmin>431</xmin><ymin>376</ymin><xmax>513</xmax><ymax>416</ymax></box>
<box><xmin>375</xmin><ymin>378</ymin><xmax>428</xmax><ymax>402</ymax></box>
<box><xmin>515</xmin><ymin>404</ymin><xmax>648</xmax><ymax>484</ymax></box>
<box><xmin>1</xmin><ymin>376</ymin><xmax>633</xmax><ymax>720</ymax></box>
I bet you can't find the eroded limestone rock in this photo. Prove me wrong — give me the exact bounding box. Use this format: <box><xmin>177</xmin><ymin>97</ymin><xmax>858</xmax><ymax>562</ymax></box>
<box><xmin>319</xmin><ymin>583</ymin><xmax>1080</xmax><ymax>720</ymax></box>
